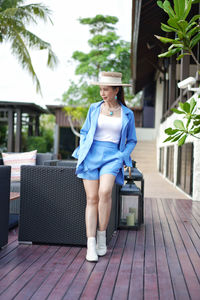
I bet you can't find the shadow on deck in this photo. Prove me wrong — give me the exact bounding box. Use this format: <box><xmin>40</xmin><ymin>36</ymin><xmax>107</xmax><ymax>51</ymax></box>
<box><xmin>0</xmin><ymin>197</ymin><xmax>200</xmax><ymax>300</ymax></box>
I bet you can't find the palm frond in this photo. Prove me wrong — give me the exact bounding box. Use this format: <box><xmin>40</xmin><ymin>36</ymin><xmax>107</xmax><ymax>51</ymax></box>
<box><xmin>9</xmin><ymin>28</ymin><xmax>42</xmax><ymax>94</ymax></box>
<box><xmin>15</xmin><ymin>4</ymin><xmax>53</xmax><ymax>25</ymax></box>
<box><xmin>0</xmin><ymin>0</ymin><xmax>57</xmax><ymax>94</ymax></box>
<box><xmin>20</xmin><ymin>29</ymin><xmax>58</xmax><ymax>68</ymax></box>
<box><xmin>0</xmin><ymin>13</ymin><xmax>24</xmax><ymax>41</ymax></box>
<box><xmin>0</xmin><ymin>3</ymin><xmax>52</xmax><ymax>25</ymax></box>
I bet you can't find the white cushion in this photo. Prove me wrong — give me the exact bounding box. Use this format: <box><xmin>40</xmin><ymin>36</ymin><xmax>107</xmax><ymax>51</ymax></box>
<box><xmin>2</xmin><ymin>150</ymin><xmax>37</xmax><ymax>181</ymax></box>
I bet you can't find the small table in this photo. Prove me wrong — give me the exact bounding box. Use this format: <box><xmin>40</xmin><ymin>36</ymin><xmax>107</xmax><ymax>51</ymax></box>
<box><xmin>9</xmin><ymin>192</ymin><xmax>20</xmax><ymax>229</ymax></box>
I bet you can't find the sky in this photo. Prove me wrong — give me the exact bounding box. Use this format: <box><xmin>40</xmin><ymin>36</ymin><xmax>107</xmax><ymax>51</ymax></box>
<box><xmin>0</xmin><ymin>0</ymin><xmax>132</xmax><ymax>107</ymax></box>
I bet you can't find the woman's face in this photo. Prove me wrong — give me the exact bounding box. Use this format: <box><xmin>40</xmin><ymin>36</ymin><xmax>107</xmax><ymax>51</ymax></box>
<box><xmin>100</xmin><ymin>86</ymin><xmax>118</xmax><ymax>102</ymax></box>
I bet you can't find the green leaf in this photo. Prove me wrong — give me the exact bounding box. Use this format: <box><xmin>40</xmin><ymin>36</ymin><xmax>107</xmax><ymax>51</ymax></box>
<box><xmin>193</xmin><ymin>120</ymin><xmax>200</xmax><ymax>126</ymax></box>
<box><xmin>169</xmin><ymin>44</ymin><xmax>184</xmax><ymax>51</ymax></box>
<box><xmin>157</xmin><ymin>1</ymin><xmax>164</xmax><ymax>9</ymax></box>
<box><xmin>174</xmin><ymin>0</ymin><xmax>185</xmax><ymax>18</ymax></box>
<box><xmin>177</xmin><ymin>52</ymin><xmax>190</xmax><ymax>60</ymax></box>
<box><xmin>188</xmin><ymin>14</ymin><xmax>200</xmax><ymax>25</ymax></box>
<box><xmin>171</xmin><ymin>133</ymin><xmax>184</xmax><ymax>142</ymax></box>
<box><xmin>190</xmin><ymin>98</ymin><xmax>196</xmax><ymax>113</ymax></box>
<box><xmin>186</xmin><ymin>22</ymin><xmax>197</xmax><ymax>33</ymax></box>
<box><xmin>168</xmin><ymin>44</ymin><xmax>175</xmax><ymax>50</ymax></box>
<box><xmin>177</xmin><ymin>20</ymin><xmax>188</xmax><ymax>31</ymax></box>
<box><xmin>186</xmin><ymin>115</ymin><xmax>192</xmax><ymax>129</ymax></box>
<box><xmin>174</xmin><ymin>119</ymin><xmax>185</xmax><ymax>130</ymax></box>
<box><xmin>161</xmin><ymin>23</ymin><xmax>178</xmax><ymax>33</ymax></box>
<box><xmin>158</xmin><ymin>48</ymin><xmax>181</xmax><ymax>58</ymax></box>
<box><xmin>179</xmin><ymin>102</ymin><xmax>184</xmax><ymax>110</ymax></box>
<box><xmin>194</xmin><ymin>115</ymin><xmax>200</xmax><ymax>119</ymax></box>
<box><xmin>178</xmin><ymin>134</ymin><xmax>187</xmax><ymax>146</ymax></box>
<box><xmin>165</xmin><ymin>128</ymin><xmax>179</xmax><ymax>135</ymax></box>
<box><xmin>171</xmin><ymin>108</ymin><xmax>185</xmax><ymax>114</ymax></box>
<box><xmin>182</xmin><ymin>102</ymin><xmax>190</xmax><ymax>113</ymax></box>
<box><xmin>155</xmin><ymin>35</ymin><xmax>181</xmax><ymax>44</ymax></box>
<box><xmin>163</xmin><ymin>1</ymin><xmax>176</xmax><ymax>18</ymax></box>
<box><xmin>190</xmin><ymin>34</ymin><xmax>200</xmax><ymax>48</ymax></box>
<box><xmin>163</xmin><ymin>136</ymin><xmax>174</xmax><ymax>142</ymax></box>
<box><xmin>187</xmin><ymin>26</ymin><xmax>199</xmax><ymax>39</ymax></box>
<box><xmin>193</xmin><ymin>127</ymin><xmax>200</xmax><ymax>134</ymax></box>
<box><xmin>168</xmin><ymin>17</ymin><xmax>181</xmax><ymax>29</ymax></box>
<box><xmin>183</xmin><ymin>0</ymin><xmax>192</xmax><ymax>20</ymax></box>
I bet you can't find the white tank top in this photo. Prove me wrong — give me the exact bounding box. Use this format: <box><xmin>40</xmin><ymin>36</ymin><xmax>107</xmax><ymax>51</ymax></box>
<box><xmin>94</xmin><ymin>111</ymin><xmax>122</xmax><ymax>144</ymax></box>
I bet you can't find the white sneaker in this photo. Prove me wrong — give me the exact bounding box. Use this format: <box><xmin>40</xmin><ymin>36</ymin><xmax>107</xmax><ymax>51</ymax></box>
<box><xmin>86</xmin><ymin>237</ymin><xmax>98</xmax><ymax>262</ymax></box>
<box><xmin>96</xmin><ymin>230</ymin><xmax>107</xmax><ymax>256</ymax></box>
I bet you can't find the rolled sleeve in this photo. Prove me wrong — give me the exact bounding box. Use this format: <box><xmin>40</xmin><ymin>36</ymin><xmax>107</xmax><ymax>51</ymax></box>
<box><xmin>121</xmin><ymin>111</ymin><xmax>137</xmax><ymax>166</ymax></box>
<box><xmin>72</xmin><ymin>104</ymin><xmax>93</xmax><ymax>158</ymax></box>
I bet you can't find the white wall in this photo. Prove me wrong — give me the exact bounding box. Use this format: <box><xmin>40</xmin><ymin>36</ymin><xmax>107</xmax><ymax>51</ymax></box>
<box><xmin>135</xmin><ymin>128</ymin><xmax>156</xmax><ymax>141</ymax></box>
<box><xmin>155</xmin><ymin>78</ymin><xmax>163</xmax><ymax>134</ymax></box>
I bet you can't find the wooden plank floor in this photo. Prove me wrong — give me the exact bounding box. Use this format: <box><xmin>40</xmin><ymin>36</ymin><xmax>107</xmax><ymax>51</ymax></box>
<box><xmin>1</xmin><ymin>198</ymin><xmax>200</xmax><ymax>300</ymax></box>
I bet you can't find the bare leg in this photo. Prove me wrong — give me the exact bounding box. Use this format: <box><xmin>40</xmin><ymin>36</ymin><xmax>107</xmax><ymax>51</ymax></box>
<box><xmin>83</xmin><ymin>179</ymin><xmax>99</xmax><ymax>238</ymax></box>
<box><xmin>98</xmin><ymin>174</ymin><xmax>116</xmax><ymax>231</ymax></box>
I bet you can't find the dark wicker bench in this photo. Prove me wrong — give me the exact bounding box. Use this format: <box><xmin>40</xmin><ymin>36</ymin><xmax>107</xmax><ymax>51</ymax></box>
<box><xmin>0</xmin><ymin>166</ymin><xmax>11</xmax><ymax>248</ymax></box>
<box><xmin>18</xmin><ymin>164</ymin><xmax>120</xmax><ymax>246</ymax></box>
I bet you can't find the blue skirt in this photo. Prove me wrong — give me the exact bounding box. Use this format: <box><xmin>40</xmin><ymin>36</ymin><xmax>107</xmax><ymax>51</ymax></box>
<box><xmin>76</xmin><ymin>140</ymin><xmax>124</xmax><ymax>184</ymax></box>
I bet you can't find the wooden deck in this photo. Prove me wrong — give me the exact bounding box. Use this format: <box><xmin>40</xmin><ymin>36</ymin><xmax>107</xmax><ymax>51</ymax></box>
<box><xmin>1</xmin><ymin>197</ymin><xmax>200</xmax><ymax>300</ymax></box>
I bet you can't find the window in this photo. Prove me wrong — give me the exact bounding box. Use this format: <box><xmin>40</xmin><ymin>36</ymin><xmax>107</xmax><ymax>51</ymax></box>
<box><xmin>159</xmin><ymin>147</ymin><xmax>164</xmax><ymax>174</ymax></box>
<box><xmin>166</xmin><ymin>146</ymin><xmax>174</xmax><ymax>182</ymax></box>
<box><xmin>177</xmin><ymin>143</ymin><xmax>193</xmax><ymax>196</ymax></box>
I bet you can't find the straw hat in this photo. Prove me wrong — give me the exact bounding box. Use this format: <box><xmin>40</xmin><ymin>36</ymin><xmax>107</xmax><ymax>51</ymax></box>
<box><xmin>91</xmin><ymin>71</ymin><xmax>132</xmax><ymax>87</ymax></box>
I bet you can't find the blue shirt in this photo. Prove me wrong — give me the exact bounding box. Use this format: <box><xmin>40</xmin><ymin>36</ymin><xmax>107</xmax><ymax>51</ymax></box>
<box><xmin>72</xmin><ymin>100</ymin><xmax>137</xmax><ymax>175</ymax></box>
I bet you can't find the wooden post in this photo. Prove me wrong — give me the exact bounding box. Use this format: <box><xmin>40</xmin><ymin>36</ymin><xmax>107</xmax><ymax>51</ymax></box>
<box><xmin>7</xmin><ymin>109</ymin><xmax>14</xmax><ymax>152</ymax></box>
<box><xmin>180</xmin><ymin>53</ymin><xmax>190</xmax><ymax>80</ymax></box>
<box><xmin>131</xmin><ymin>0</ymin><xmax>136</xmax><ymax>83</ymax></box>
<box><xmin>180</xmin><ymin>54</ymin><xmax>190</xmax><ymax>100</ymax></box>
<box><xmin>28</xmin><ymin>116</ymin><xmax>33</xmax><ymax>136</ymax></box>
<box><xmin>35</xmin><ymin>115</ymin><xmax>40</xmax><ymax>136</ymax></box>
<box><xmin>15</xmin><ymin>109</ymin><xmax>22</xmax><ymax>152</ymax></box>
<box><xmin>169</xmin><ymin>56</ymin><xmax>176</xmax><ymax>107</ymax></box>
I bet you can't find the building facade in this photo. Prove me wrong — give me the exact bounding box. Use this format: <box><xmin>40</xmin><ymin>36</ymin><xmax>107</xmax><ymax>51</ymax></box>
<box><xmin>132</xmin><ymin>0</ymin><xmax>200</xmax><ymax>200</ymax></box>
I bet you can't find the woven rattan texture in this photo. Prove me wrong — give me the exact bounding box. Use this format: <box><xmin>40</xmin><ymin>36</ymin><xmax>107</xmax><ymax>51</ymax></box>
<box><xmin>19</xmin><ymin>166</ymin><xmax>87</xmax><ymax>245</ymax></box>
<box><xmin>19</xmin><ymin>165</ymin><xmax>118</xmax><ymax>246</ymax></box>
<box><xmin>0</xmin><ymin>166</ymin><xmax>11</xmax><ymax>248</ymax></box>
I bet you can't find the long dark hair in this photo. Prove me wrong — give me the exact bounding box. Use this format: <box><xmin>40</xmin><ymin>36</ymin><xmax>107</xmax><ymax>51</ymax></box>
<box><xmin>112</xmin><ymin>86</ymin><xmax>126</xmax><ymax>106</ymax></box>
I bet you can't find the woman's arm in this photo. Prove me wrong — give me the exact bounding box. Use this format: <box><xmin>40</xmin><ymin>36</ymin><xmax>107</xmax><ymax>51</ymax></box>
<box><xmin>79</xmin><ymin>104</ymin><xmax>93</xmax><ymax>145</ymax></box>
<box><xmin>120</xmin><ymin>112</ymin><xmax>137</xmax><ymax>166</ymax></box>
<box><xmin>72</xmin><ymin>104</ymin><xmax>93</xmax><ymax>159</ymax></box>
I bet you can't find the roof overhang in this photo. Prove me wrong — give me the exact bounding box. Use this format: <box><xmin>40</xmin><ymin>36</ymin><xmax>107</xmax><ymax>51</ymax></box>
<box><xmin>0</xmin><ymin>100</ymin><xmax>48</xmax><ymax>114</ymax></box>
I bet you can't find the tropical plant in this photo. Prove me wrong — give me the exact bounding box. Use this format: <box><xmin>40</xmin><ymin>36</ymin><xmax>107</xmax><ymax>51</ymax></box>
<box><xmin>0</xmin><ymin>0</ymin><xmax>58</xmax><ymax>94</ymax></box>
<box><xmin>40</xmin><ymin>114</ymin><xmax>55</xmax><ymax>151</ymax></box>
<box><xmin>155</xmin><ymin>0</ymin><xmax>200</xmax><ymax>73</ymax></box>
<box><xmin>163</xmin><ymin>97</ymin><xmax>200</xmax><ymax>145</ymax></box>
<box><xmin>156</xmin><ymin>0</ymin><xmax>200</xmax><ymax>145</ymax></box>
<box><xmin>26</xmin><ymin>136</ymin><xmax>47</xmax><ymax>152</ymax></box>
<box><xmin>73</xmin><ymin>15</ymin><xmax>131</xmax><ymax>82</ymax></box>
<box><xmin>61</xmin><ymin>14</ymin><xmax>133</xmax><ymax>130</ymax></box>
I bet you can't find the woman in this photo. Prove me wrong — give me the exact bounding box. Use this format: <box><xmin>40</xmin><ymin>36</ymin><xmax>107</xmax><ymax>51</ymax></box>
<box><xmin>72</xmin><ymin>71</ymin><xmax>137</xmax><ymax>262</ymax></box>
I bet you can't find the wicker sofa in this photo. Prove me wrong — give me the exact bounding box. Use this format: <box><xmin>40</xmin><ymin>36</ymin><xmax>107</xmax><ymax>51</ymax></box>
<box><xmin>0</xmin><ymin>152</ymin><xmax>57</xmax><ymax>193</ymax></box>
<box><xmin>18</xmin><ymin>162</ymin><xmax>120</xmax><ymax>246</ymax></box>
<box><xmin>0</xmin><ymin>166</ymin><xmax>11</xmax><ymax>248</ymax></box>
<box><xmin>0</xmin><ymin>153</ymin><xmax>57</xmax><ymax>233</ymax></box>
